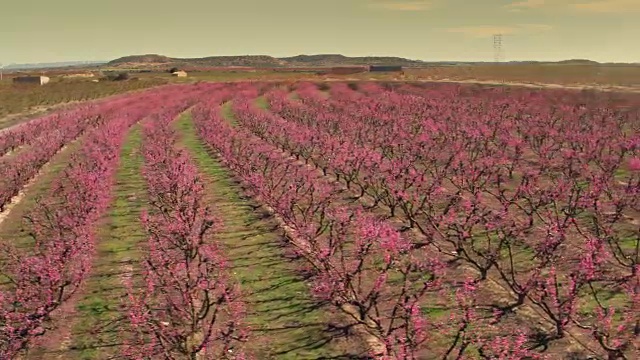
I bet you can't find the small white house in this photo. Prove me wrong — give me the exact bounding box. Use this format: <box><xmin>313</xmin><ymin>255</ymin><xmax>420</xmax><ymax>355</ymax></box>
<box><xmin>171</xmin><ymin>70</ymin><xmax>188</xmax><ymax>77</ymax></box>
<box><xmin>13</xmin><ymin>76</ymin><xmax>50</xmax><ymax>85</ymax></box>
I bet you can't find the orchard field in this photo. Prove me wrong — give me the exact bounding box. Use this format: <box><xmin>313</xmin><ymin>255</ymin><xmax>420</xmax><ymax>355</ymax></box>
<box><xmin>0</xmin><ymin>81</ymin><xmax>638</xmax><ymax>360</ymax></box>
<box><xmin>0</xmin><ymin>77</ymin><xmax>169</xmax><ymax>128</ymax></box>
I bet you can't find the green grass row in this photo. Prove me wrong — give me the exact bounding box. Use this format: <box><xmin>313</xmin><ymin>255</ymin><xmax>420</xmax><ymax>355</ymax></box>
<box><xmin>175</xmin><ymin>113</ymin><xmax>367</xmax><ymax>359</ymax></box>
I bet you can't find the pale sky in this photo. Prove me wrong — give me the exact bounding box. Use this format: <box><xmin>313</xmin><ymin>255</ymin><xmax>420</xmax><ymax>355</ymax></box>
<box><xmin>1</xmin><ymin>0</ymin><xmax>639</xmax><ymax>64</ymax></box>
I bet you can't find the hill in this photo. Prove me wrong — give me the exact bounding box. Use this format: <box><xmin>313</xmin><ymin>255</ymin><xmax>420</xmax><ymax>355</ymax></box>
<box><xmin>555</xmin><ymin>59</ymin><xmax>600</xmax><ymax>65</ymax></box>
<box><xmin>107</xmin><ymin>54</ymin><xmax>640</xmax><ymax>70</ymax></box>
<box><xmin>278</xmin><ymin>54</ymin><xmax>426</xmax><ymax>67</ymax></box>
<box><xmin>107</xmin><ymin>53</ymin><xmax>427</xmax><ymax>68</ymax></box>
<box><xmin>4</xmin><ymin>60</ymin><xmax>106</xmax><ymax>70</ymax></box>
<box><xmin>108</xmin><ymin>54</ymin><xmax>173</xmax><ymax>65</ymax></box>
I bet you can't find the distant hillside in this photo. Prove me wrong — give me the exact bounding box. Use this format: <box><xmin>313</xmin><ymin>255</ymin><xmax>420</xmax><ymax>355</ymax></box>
<box><xmin>105</xmin><ymin>54</ymin><xmax>640</xmax><ymax>69</ymax></box>
<box><xmin>555</xmin><ymin>59</ymin><xmax>600</xmax><ymax>65</ymax></box>
<box><xmin>107</xmin><ymin>53</ymin><xmax>427</xmax><ymax>68</ymax></box>
<box><xmin>279</xmin><ymin>54</ymin><xmax>426</xmax><ymax>67</ymax></box>
<box><xmin>180</xmin><ymin>55</ymin><xmax>289</xmax><ymax>68</ymax></box>
<box><xmin>109</xmin><ymin>54</ymin><xmax>173</xmax><ymax>65</ymax></box>
<box><xmin>12</xmin><ymin>56</ymin><xmax>638</xmax><ymax>72</ymax></box>
<box><xmin>4</xmin><ymin>60</ymin><xmax>106</xmax><ymax>70</ymax></box>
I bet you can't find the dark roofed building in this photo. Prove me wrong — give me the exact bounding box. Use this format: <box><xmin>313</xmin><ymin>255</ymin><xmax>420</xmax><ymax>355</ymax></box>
<box><xmin>369</xmin><ymin>65</ymin><xmax>403</xmax><ymax>72</ymax></box>
<box><xmin>13</xmin><ymin>76</ymin><xmax>50</xmax><ymax>85</ymax></box>
<box><xmin>325</xmin><ymin>66</ymin><xmax>368</xmax><ymax>75</ymax></box>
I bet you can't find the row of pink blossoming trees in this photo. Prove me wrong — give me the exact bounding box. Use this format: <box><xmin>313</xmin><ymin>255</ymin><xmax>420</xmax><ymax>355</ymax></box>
<box><xmin>192</xmin><ymin>81</ymin><xmax>638</xmax><ymax>359</ymax></box>
<box><xmin>191</xmin><ymin>89</ymin><xmax>549</xmax><ymax>359</ymax></box>
<box><xmin>0</xmin><ymin>102</ymin><xmax>143</xmax><ymax>357</ymax></box>
<box><xmin>122</xmin><ymin>92</ymin><xmax>250</xmax><ymax>360</ymax></box>
<box><xmin>0</xmin><ymin>80</ymin><xmax>638</xmax><ymax>359</ymax></box>
<box><xmin>0</xmin><ymin>84</ymin><xmax>216</xmax><ymax>358</ymax></box>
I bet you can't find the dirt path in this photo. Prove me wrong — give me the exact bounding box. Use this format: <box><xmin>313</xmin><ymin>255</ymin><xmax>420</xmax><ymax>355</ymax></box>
<box><xmin>300</xmin><ymin>77</ymin><xmax>640</xmax><ymax>94</ymax></box>
<box><xmin>420</xmin><ymin>78</ymin><xmax>640</xmax><ymax>93</ymax></box>
<box><xmin>0</xmin><ymin>144</ymin><xmax>72</xmax><ymax>227</ymax></box>
<box><xmin>0</xmin><ymin>140</ymin><xmax>82</xmax><ymax>237</ymax></box>
<box><xmin>176</xmin><ymin>114</ymin><xmax>369</xmax><ymax>359</ymax></box>
<box><xmin>0</xmin><ymin>102</ymin><xmax>84</xmax><ymax>131</ymax></box>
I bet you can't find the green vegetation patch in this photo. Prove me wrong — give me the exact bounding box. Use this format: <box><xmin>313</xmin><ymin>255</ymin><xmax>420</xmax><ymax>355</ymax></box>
<box><xmin>65</xmin><ymin>125</ymin><xmax>147</xmax><ymax>359</ymax></box>
<box><xmin>255</xmin><ymin>96</ymin><xmax>269</xmax><ymax>110</ymax></box>
<box><xmin>221</xmin><ymin>101</ymin><xmax>238</xmax><ymax>126</ymax></box>
<box><xmin>175</xmin><ymin>113</ymin><xmax>367</xmax><ymax>359</ymax></box>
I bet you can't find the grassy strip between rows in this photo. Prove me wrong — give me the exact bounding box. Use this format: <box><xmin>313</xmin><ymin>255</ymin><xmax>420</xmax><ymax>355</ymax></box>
<box><xmin>175</xmin><ymin>113</ymin><xmax>367</xmax><ymax>359</ymax></box>
<box><xmin>61</xmin><ymin>125</ymin><xmax>147</xmax><ymax>359</ymax></box>
<box><xmin>221</xmin><ymin>101</ymin><xmax>237</xmax><ymax>126</ymax></box>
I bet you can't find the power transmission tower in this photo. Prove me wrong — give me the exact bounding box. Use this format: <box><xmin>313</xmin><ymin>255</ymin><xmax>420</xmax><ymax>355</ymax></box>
<box><xmin>493</xmin><ymin>34</ymin><xmax>504</xmax><ymax>63</ymax></box>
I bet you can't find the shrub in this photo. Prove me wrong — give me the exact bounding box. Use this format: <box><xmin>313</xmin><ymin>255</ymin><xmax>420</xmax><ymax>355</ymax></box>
<box><xmin>113</xmin><ymin>72</ymin><xmax>129</xmax><ymax>81</ymax></box>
